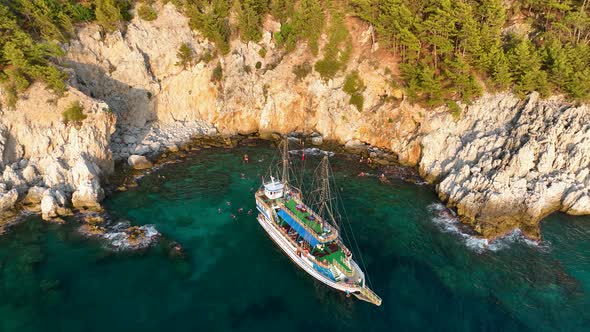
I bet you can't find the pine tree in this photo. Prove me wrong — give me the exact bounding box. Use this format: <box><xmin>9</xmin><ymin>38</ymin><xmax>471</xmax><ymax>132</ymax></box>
<box><xmin>294</xmin><ymin>0</ymin><xmax>324</xmax><ymax>55</ymax></box>
<box><xmin>489</xmin><ymin>46</ymin><xmax>512</xmax><ymax>90</ymax></box>
<box><xmin>95</xmin><ymin>0</ymin><xmax>125</xmax><ymax>32</ymax></box>
<box><xmin>237</xmin><ymin>0</ymin><xmax>267</xmax><ymax>42</ymax></box>
<box><xmin>270</xmin><ymin>0</ymin><xmax>294</xmax><ymax>22</ymax></box>
<box><xmin>508</xmin><ymin>39</ymin><xmax>549</xmax><ymax>96</ymax></box>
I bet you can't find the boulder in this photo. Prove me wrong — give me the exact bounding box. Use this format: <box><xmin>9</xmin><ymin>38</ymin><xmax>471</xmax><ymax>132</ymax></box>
<box><xmin>41</xmin><ymin>190</ymin><xmax>59</xmax><ymax>220</ymax></box>
<box><xmin>40</xmin><ymin>189</ymin><xmax>71</xmax><ymax>220</ymax></box>
<box><xmin>311</xmin><ymin>136</ymin><xmax>323</xmax><ymax>146</ymax></box>
<box><xmin>123</xmin><ymin>134</ymin><xmax>138</xmax><ymax>144</ymax></box>
<box><xmin>23</xmin><ymin>186</ymin><xmax>46</xmax><ymax>205</ymax></box>
<box><xmin>71</xmin><ymin>157</ymin><xmax>104</xmax><ymax>209</ymax></box>
<box><xmin>0</xmin><ymin>189</ymin><xmax>18</xmax><ymax>212</ymax></box>
<box><xmin>22</xmin><ymin>164</ymin><xmax>40</xmax><ymax>185</ymax></box>
<box><xmin>3</xmin><ymin>166</ymin><xmax>27</xmax><ymax>194</ymax></box>
<box><xmin>128</xmin><ymin>155</ymin><xmax>153</xmax><ymax>170</ymax></box>
<box><xmin>133</xmin><ymin>144</ymin><xmax>150</xmax><ymax>155</ymax></box>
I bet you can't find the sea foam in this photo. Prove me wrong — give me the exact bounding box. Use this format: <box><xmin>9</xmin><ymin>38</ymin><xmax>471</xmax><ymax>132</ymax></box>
<box><xmin>427</xmin><ymin>203</ymin><xmax>547</xmax><ymax>253</ymax></box>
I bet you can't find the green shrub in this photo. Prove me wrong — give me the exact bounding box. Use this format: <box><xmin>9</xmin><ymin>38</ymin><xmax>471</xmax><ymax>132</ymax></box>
<box><xmin>176</xmin><ymin>43</ymin><xmax>194</xmax><ymax>68</ymax></box>
<box><xmin>314</xmin><ymin>60</ymin><xmax>341</xmax><ymax>81</ymax></box>
<box><xmin>349</xmin><ymin>93</ymin><xmax>364</xmax><ymax>112</ymax></box>
<box><xmin>211</xmin><ymin>64</ymin><xmax>223</xmax><ymax>82</ymax></box>
<box><xmin>255</xmin><ymin>61</ymin><xmax>262</xmax><ymax>70</ymax></box>
<box><xmin>137</xmin><ymin>4</ymin><xmax>157</xmax><ymax>21</ymax></box>
<box><xmin>343</xmin><ymin>71</ymin><xmax>366</xmax><ymax>111</ymax></box>
<box><xmin>313</xmin><ymin>11</ymin><xmax>351</xmax><ymax>81</ymax></box>
<box><xmin>62</xmin><ymin>101</ymin><xmax>87</xmax><ymax>124</ymax></box>
<box><xmin>343</xmin><ymin>71</ymin><xmax>365</xmax><ymax>95</ymax></box>
<box><xmin>95</xmin><ymin>0</ymin><xmax>132</xmax><ymax>32</ymax></box>
<box><xmin>274</xmin><ymin>22</ymin><xmax>297</xmax><ymax>51</ymax></box>
<box><xmin>447</xmin><ymin>101</ymin><xmax>461</xmax><ymax>120</ymax></box>
<box><xmin>200</xmin><ymin>50</ymin><xmax>214</xmax><ymax>63</ymax></box>
<box><xmin>258</xmin><ymin>48</ymin><xmax>267</xmax><ymax>58</ymax></box>
<box><xmin>293</xmin><ymin>63</ymin><xmax>312</xmax><ymax>81</ymax></box>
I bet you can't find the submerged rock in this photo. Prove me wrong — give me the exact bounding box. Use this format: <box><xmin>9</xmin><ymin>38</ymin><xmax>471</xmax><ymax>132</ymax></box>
<box><xmin>102</xmin><ymin>222</ymin><xmax>160</xmax><ymax>251</ymax></box>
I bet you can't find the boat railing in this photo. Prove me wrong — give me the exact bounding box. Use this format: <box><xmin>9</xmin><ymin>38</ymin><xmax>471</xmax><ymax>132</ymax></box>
<box><xmin>332</xmin><ymin>259</ymin><xmax>354</xmax><ymax>277</ymax></box>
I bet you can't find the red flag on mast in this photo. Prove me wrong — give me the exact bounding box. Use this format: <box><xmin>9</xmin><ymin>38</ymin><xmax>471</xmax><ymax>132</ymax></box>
<box><xmin>301</xmin><ymin>142</ymin><xmax>305</xmax><ymax>161</ymax></box>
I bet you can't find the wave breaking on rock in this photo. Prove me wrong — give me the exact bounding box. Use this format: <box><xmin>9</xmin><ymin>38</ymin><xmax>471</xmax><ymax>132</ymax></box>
<box><xmin>427</xmin><ymin>203</ymin><xmax>546</xmax><ymax>253</ymax></box>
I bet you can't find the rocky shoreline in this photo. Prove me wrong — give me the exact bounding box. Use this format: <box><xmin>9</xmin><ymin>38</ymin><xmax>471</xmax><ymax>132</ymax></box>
<box><xmin>0</xmin><ymin>2</ymin><xmax>588</xmax><ymax>241</ymax></box>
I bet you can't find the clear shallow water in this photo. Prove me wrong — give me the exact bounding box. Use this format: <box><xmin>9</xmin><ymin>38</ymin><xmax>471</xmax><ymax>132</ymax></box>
<box><xmin>1</xmin><ymin>143</ymin><xmax>589</xmax><ymax>332</ymax></box>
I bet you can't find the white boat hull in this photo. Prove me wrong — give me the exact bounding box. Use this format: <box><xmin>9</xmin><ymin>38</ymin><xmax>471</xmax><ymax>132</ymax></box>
<box><xmin>257</xmin><ymin>213</ymin><xmax>362</xmax><ymax>295</ymax></box>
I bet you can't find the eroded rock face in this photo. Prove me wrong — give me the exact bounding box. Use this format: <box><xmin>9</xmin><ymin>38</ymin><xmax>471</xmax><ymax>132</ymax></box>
<box><xmin>0</xmin><ymin>83</ymin><xmax>116</xmax><ymax>217</ymax></box>
<box><xmin>65</xmin><ymin>3</ymin><xmax>426</xmax><ymax>165</ymax></box>
<box><xmin>419</xmin><ymin>93</ymin><xmax>590</xmax><ymax>239</ymax></box>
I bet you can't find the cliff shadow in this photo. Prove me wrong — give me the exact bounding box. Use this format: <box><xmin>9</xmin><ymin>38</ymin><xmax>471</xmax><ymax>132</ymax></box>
<box><xmin>64</xmin><ymin>60</ymin><xmax>157</xmax><ymax>129</ymax></box>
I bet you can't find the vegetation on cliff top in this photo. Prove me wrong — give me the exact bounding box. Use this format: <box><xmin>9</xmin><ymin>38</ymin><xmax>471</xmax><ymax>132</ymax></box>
<box><xmin>0</xmin><ymin>0</ymin><xmax>131</xmax><ymax>107</ymax></box>
<box><xmin>1</xmin><ymin>0</ymin><xmax>589</xmax><ymax>109</ymax></box>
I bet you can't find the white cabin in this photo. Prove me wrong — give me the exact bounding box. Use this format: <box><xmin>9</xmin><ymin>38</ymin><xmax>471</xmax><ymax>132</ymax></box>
<box><xmin>264</xmin><ymin>177</ymin><xmax>284</xmax><ymax>200</ymax></box>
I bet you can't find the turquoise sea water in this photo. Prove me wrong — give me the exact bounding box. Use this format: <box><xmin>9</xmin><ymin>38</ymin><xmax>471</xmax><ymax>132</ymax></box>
<box><xmin>1</xmin><ymin>143</ymin><xmax>589</xmax><ymax>331</ymax></box>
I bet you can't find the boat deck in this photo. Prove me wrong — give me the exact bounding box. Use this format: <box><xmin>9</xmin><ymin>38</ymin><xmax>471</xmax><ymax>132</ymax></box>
<box><xmin>284</xmin><ymin>199</ymin><xmax>323</xmax><ymax>233</ymax></box>
<box><xmin>313</xmin><ymin>243</ymin><xmax>352</xmax><ymax>274</ymax></box>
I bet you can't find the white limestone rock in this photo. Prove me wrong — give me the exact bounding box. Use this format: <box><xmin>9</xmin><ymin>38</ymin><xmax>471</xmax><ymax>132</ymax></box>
<box><xmin>71</xmin><ymin>157</ymin><xmax>105</xmax><ymax>209</ymax></box>
<box><xmin>0</xmin><ymin>189</ymin><xmax>18</xmax><ymax>212</ymax></box>
<box><xmin>128</xmin><ymin>155</ymin><xmax>153</xmax><ymax>170</ymax></box>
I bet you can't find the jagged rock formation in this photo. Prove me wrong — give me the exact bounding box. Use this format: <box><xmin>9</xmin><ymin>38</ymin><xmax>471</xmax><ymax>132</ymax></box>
<box><xmin>420</xmin><ymin>93</ymin><xmax>590</xmax><ymax>239</ymax></box>
<box><xmin>0</xmin><ymin>83</ymin><xmax>116</xmax><ymax>220</ymax></box>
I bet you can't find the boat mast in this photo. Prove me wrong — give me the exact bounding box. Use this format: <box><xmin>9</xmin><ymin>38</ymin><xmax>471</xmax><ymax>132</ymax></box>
<box><xmin>281</xmin><ymin>138</ymin><xmax>290</xmax><ymax>184</ymax></box>
<box><xmin>317</xmin><ymin>156</ymin><xmax>336</xmax><ymax>229</ymax></box>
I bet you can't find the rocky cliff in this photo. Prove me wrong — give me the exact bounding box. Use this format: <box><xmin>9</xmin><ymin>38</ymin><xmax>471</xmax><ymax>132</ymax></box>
<box><xmin>0</xmin><ymin>83</ymin><xmax>115</xmax><ymax>222</ymax></box>
<box><xmin>0</xmin><ymin>2</ymin><xmax>588</xmax><ymax>239</ymax></box>
<box><xmin>420</xmin><ymin>93</ymin><xmax>590</xmax><ymax>239</ymax></box>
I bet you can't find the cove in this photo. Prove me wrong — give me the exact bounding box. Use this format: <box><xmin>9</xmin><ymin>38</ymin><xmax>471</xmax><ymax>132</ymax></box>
<box><xmin>1</xmin><ymin>143</ymin><xmax>589</xmax><ymax>332</ymax></box>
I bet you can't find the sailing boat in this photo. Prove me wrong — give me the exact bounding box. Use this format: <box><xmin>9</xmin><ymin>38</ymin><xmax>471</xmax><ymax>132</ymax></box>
<box><xmin>254</xmin><ymin>139</ymin><xmax>382</xmax><ymax>306</ymax></box>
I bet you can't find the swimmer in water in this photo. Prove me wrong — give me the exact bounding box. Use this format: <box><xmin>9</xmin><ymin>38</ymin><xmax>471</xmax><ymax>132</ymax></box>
<box><xmin>358</xmin><ymin>171</ymin><xmax>366</xmax><ymax>177</ymax></box>
<box><xmin>218</xmin><ymin>208</ymin><xmax>222</xmax><ymax>214</ymax></box>
<box><xmin>226</xmin><ymin>201</ymin><xmax>231</xmax><ymax>206</ymax></box>
<box><xmin>247</xmin><ymin>209</ymin><xmax>253</xmax><ymax>215</ymax></box>
<box><xmin>231</xmin><ymin>214</ymin><xmax>237</xmax><ymax>220</ymax></box>
<box><xmin>238</xmin><ymin>208</ymin><xmax>244</xmax><ymax>213</ymax></box>
<box><xmin>240</xmin><ymin>173</ymin><xmax>245</xmax><ymax>179</ymax></box>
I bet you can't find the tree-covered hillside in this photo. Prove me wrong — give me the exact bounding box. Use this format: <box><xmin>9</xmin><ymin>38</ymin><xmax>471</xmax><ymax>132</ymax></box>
<box><xmin>1</xmin><ymin>0</ymin><xmax>589</xmax><ymax>108</ymax></box>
